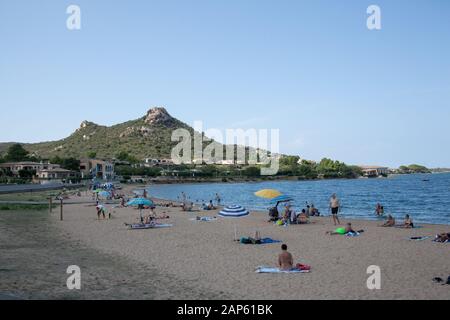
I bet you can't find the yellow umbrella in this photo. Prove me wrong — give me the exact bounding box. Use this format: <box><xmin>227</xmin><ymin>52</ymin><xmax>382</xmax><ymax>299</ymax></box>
<box><xmin>254</xmin><ymin>189</ymin><xmax>282</xmax><ymax>199</ymax></box>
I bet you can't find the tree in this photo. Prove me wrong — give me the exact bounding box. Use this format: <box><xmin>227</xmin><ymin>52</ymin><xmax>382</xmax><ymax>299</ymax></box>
<box><xmin>243</xmin><ymin>166</ymin><xmax>260</xmax><ymax>177</ymax></box>
<box><xmin>407</xmin><ymin>164</ymin><xmax>430</xmax><ymax>173</ymax></box>
<box><xmin>18</xmin><ymin>169</ymin><xmax>35</xmax><ymax>179</ymax></box>
<box><xmin>87</xmin><ymin>151</ymin><xmax>97</xmax><ymax>159</ymax></box>
<box><xmin>50</xmin><ymin>156</ymin><xmax>64</xmax><ymax>165</ymax></box>
<box><xmin>5</xmin><ymin>144</ymin><xmax>30</xmax><ymax>162</ymax></box>
<box><xmin>62</xmin><ymin>158</ymin><xmax>81</xmax><ymax>171</ymax></box>
<box><xmin>280</xmin><ymin>155</ymin><xmax>300</xmax><ymax>167</ymax></box>
<box><xmin>116</xmin><ymin>151</ymin><xmax>130</xmax><ymax>161</ymax></box>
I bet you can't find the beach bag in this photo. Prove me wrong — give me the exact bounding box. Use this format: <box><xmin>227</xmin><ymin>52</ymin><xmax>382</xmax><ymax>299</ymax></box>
<box><xmin>296</xmin><ymin>263</ymin><xmax>311</xmax><ymax>271</ymax></box>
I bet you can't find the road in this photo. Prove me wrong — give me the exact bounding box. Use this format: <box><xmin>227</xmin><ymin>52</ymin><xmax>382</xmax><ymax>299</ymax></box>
<box><xmin>0</xmin><ymin>183</ymin><xmax>84</xmax><ymax>194</ymax></box>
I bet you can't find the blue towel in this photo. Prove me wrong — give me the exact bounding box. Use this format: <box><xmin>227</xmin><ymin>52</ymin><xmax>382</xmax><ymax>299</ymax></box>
<box><xmin>255</xmin><ymin>266</ymin><xmax>310</xmax><ymax>273</ymax></box>
<box><xmin>260</xmin><ymin>238</ymin><xmax>281</xmax><ymax>244</ymax></box>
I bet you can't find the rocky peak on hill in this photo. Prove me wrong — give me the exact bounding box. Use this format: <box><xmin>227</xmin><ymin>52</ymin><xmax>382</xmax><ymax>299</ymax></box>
<box><xmin>76</xmin><ymin>121</ymin><xmax>98</xmax><ymax>131</ymax></box>
<box><xmin>144</xmin><ymin>107</ymin><xmax>174</xmax><ymax>126</ymax></box>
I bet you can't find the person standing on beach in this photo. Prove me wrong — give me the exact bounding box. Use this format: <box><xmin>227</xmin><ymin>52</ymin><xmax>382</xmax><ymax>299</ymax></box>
<box><xmin>278</xmin><ymin>244</ymin><xmax>294</xmax><ymax>271</ymax></box>
<box><xmin>329</xmin><ymin>193</ymin><xmax>341</xmax><ymax>226</ymax></box>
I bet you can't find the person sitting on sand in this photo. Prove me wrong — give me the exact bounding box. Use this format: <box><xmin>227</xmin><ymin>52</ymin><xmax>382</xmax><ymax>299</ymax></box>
<box><xmin>306</xmin><ymin>205</ymin><xmax>311</xmax><ymax>217</ymax></box>
<box><xmin>144</xmin><ymin>214</ymin><xmax>155</xmax><ymax>224</ymax></box>
<box><xmin>402</xmin><ymin>214</ymin><xmax>414</xmax><ymax>228</ymax></box>
<box><xmin>434</xmin><ymin>233</ymin><xmax>450</xmax><ymax>243</ymax></box>
<box><xmin>207</xmin><ymin>200</ymin><xmax>215</xmax><ymax>210</ymax></box>
<box><xmin>310</xmin><ymin>204</ymin><xmax>320</xmax><ymax>216</ymax></box>
<box><xmin>380</xmin><ymin>214</ymin><xmax>396</xmax><ymax>227</ymax></box>
<box><xmin>278</xmin><ymin>244</ymin><xmax>294</xmax><ymax>271</ymax></box>
<box><xmin>290</xmin><ymin>208</ymin><xmax>297</xmax><ymax>224</ymax></box>
<box><xmin>296</xmin><ymin>209</ymin><xmax>309</xmax><ymax>224</ymax></box>
<box><xmin>268</xmin><ymin>206</ymin><xmax>279</xmax><ymax>222</ymax></box>
<box><xmin>283</xmin><ymin>205</ymin><xmax>292</xmax><ymax>223</ymax></box>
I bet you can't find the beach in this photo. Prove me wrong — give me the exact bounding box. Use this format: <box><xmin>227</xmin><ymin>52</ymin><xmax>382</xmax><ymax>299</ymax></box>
<box><xmin>1</xmin><ymin>184</ymin><xmax>448</xmax><ymax>300</ymax></box>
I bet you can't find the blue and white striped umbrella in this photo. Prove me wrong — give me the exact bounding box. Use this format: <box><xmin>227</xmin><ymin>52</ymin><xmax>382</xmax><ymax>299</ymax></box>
<box><xmin>219</xmin><ymin>205</ymin><xmax>249</xmax><ymax>240</ymax></box>
<box><xmin>219</xmin><ymin>205</ymin><xmax>249</xmax><ymax>218</ymax></box>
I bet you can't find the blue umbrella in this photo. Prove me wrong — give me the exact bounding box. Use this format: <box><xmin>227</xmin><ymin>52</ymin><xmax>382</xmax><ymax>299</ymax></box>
<box><xmin>126</xmin><ymin>198</ymin><xmax>154</xmax><ymax>206</ymax></box>
<box><xmin>126</xmin><ymin>198</ymin><xmax>154</xmax><ymax>222</ymax></box>
<box><xmin>98</xmin><ymin>191</ymin><xmax>111</xmax><ymax>198</ymax></box>
<box><xmin>271</xmin><ymin>195</ymin><xmax>293</xmax><ymax>204</ymax></box>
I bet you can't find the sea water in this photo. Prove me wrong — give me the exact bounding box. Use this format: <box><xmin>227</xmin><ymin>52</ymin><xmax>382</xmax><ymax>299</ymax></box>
<box><xmin>148</xmin><ymin>173</ymin><xmax>450</xmax><ymax>225</ymax></box>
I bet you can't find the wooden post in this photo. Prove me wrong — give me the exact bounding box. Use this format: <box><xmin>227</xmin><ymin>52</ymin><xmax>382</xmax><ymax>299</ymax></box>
<box><xmin>60</xmin><ymin>199</ymin><xmax>63</xmax><ymax>221</ymax></box>
<box><xmin>49</xmin><ymin>198</ymin><xmax>53</xmax><ymax>213</ymax></box>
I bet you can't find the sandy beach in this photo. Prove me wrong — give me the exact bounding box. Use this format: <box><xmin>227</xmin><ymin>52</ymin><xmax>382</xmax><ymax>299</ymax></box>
<box><xmin>1</xmin><ymin>185</ymin><xmax>449</xmax><ymax>300</ymax></box>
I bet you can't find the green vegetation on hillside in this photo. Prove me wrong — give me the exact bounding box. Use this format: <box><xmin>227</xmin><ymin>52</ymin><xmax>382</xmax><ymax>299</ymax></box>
<box><xmin>398</xmin><ymin>164</ymin><xmax>431</xmax><ymax>174</ymax></box>
<box><xmin>278</xmin><ymin>156</ymin><xmax>362</xmax><ymax>179</ymax></box>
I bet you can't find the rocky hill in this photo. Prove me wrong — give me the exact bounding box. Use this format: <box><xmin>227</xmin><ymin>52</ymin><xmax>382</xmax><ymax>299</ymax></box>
<box><xmin>0</xmin><ymin>107</ymin><xmax>196</xmax><ymax>160</ymax></box>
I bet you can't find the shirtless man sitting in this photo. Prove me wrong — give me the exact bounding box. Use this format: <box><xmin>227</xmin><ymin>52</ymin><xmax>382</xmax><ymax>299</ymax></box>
<box><xmin>278</xmin><ymin>244</ymin><xmax>294</xmax><ymax>271</ymax></box>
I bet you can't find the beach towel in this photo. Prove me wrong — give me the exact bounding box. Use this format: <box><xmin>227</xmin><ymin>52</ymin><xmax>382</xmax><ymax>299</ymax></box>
<box><xmin>432</xmin><ymin>239</ymin><xmax>450</xmax><ymax>243</ymax></box>
<box><xmin>127</xmin><ymin>223</ymin><xmax>173</xmax><ymax>230</ymax></box>
<box><xmin>189</xmin><ymin>217</ymin><xmax>217</xmax><ymax>222</ymax></box>
<box><xmin>409</xmin><ymin>236</ymin><xmax>431</xmax><ymax>241</ymax></box>
<box><xmin>345</xmin><ymin>232</ymin><xmax>360</xmax><ymax>237</ymax></box>
<box><xmin>255</xmin><ymin>266</ymin><xmax>310</xmax><ymax>274</ymax></box>
<box><xmin>260</xmin><ymin>238</ymin><xmax>281</xmax><ymax>244</ymax></box>
<box><xmin>240</xmin><ymin>238</ymin><xmax>281</xmax><ymax>245</ymax></box>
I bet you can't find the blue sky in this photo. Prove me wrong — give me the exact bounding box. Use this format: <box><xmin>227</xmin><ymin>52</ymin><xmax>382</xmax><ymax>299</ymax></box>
<box><xmin>0</xmin><ymin>0</ymin><xmax>449</xmax><ymax>167</ymax></box>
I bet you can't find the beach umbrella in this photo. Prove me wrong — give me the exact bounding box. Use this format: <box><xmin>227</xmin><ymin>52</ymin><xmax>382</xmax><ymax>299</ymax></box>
<box><xmin>271</xmin><ymin>195</ymin><xmax>293</xmax><ymax>205</ymax></box>
<box><xmin>219</xmin><ymin>205</ymin><xmax>250</xmax><ymax>240</ymax></box>
<box><xmin>254</xmin><ymin>189</ymin><xmax>282</xmax><ymax>199</ymax></box>
<box><xmin>126</xmin><ymin>198</ymin><xmax>154</xmax><ymax>222</ymax></box>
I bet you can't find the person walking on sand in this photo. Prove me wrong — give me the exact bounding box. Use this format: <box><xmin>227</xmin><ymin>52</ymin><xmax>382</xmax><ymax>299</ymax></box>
<box><xmin>278</xmin><ymin>244</ymin><xmax>294</xmax><ymax>271</ymax></box>
<box><xmin>329</xmin><ymin>193</ymin><xmax>341</xmax><ymax>226</ymax></box>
